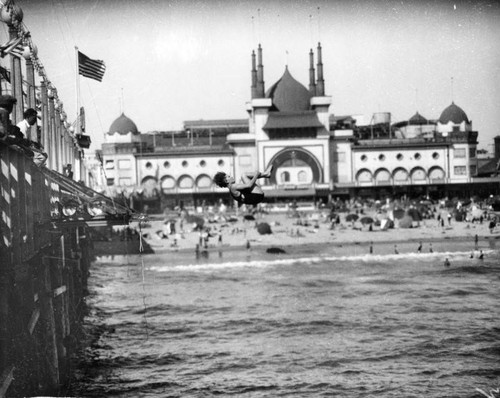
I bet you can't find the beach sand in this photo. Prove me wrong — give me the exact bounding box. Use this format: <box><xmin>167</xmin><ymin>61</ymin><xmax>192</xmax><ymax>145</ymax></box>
<box><xmin>93</xmin><ymin>210</ymin><xmax>500</xmax><ymax>258</ymax></box>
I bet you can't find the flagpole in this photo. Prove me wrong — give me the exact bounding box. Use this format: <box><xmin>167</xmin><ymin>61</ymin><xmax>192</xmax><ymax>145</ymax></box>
<box><xmin>75</xmin><ymin>45</ymin><xmax>82</xmax><ymax>182</ymax></box>
<box><xmin>75</xmin><ymin>46</ymin><xmax>81</xmax><ymax>136</ymax></box>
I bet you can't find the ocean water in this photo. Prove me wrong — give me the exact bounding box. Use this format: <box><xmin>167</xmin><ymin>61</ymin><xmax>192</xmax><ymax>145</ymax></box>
<box><xmin>69</xmin><ymin>246</ymin><xmax>500</xmax><ymax>398</ymax></box>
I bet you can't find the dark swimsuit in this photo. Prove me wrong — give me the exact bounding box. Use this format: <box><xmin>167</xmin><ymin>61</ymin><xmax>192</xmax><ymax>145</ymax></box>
<box><xmin>230</xmin><ymin>189</ymin><xmax>264</xmax><ymax>205</ymax></box>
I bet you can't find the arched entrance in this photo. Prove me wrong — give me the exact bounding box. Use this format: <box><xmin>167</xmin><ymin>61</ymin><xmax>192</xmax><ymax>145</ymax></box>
<box><xmin>268</xmin><ymin>147</ymin><xmax>323</xmax><ymax>185</ymax></box>
<box><xmin>141</xmin><ymin>176</ymin><xmax>159</xmax><ymax>198</ymax></box>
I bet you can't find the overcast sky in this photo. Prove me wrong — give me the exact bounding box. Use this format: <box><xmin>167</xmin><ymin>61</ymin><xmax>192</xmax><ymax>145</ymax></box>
<box><xmin>5</xmin><ymin>0</ymin><xmax>500</xmax><ymax>151</ymax></box>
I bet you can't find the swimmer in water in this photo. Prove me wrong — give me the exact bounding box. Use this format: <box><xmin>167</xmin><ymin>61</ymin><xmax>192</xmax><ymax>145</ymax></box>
<box><xmin>444</xmin><ymin>258</ymin><xmax>451</xmax><ymax>267</ymax></box>
<box><xmin>213</xmin><ymin>165</ymin><xmax>273</xmax><ymax>206</ymax></box>
<box><xmin>478</xmin><ymin>250</ymin><xmax>484</xmax><ymax>260</ymax></box>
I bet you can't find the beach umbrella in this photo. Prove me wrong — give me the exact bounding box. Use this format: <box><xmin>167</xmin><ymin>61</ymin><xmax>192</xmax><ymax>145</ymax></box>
<box><xmin>406</xmin><ymin>208</ymin><xmax>422</xmax><ymax>221</ymax></box>
<box><xmin>399</xmin><ymin>215</ymin><xmax>413</xmax><ymax>228</ymax></box>
<box><xmin>393</xmin><ymin>208</ymin><xmax>405</xmax><ymax>219</ymax></box>
<box><xmin>359</xmin><ymin>216</ymin><xmax>374</xmax><ymax>225</ymax></box>
<box><xmin>346</xmin><ymin>214</ymin><xmax>359</xmax><ymax>222</ymax></box>
<box><xmin>256</xmin><ymin>222</ymin><xmax>272</xmax><ymax>235</ymax></box>
<box><xmin>380</xmin><ymin>218</ymin><xmax>394</xmax><ymax>230</ymax></box>
<box><xmin>185</xmin><ymin>214</ymin><xmax>204</xmax><ymax>230</ymax></box>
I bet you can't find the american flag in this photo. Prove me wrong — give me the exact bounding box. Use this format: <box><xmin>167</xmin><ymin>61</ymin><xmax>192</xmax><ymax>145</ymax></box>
<box><xmin>78</xmin><ymin>51</ymin><xmax>106</xmax><ymax>82</ymax></box>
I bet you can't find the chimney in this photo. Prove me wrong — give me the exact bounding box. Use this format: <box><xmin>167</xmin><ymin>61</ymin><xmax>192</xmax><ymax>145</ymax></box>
<box><xmin>494</xmin><ymin>135</ymin><xmax>500</xmax><ymax>160</ymax></box>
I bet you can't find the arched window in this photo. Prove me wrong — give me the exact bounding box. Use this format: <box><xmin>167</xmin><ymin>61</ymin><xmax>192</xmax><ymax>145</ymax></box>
<box><xmin>357</xmin><ymin>169</ymin><xmax>372</xmax><ymax>183</ymax></box>
<box><xmin>178</xmin><ymin>175</ymin><xmax>194</xmax><ymax>188</ymax></box>
<box><xmin>429</xmin><ymin>167</ymin><xmax>445</xmax><ymax>181</ymax></box>
<box><xmin>411</xmin><ymin>168</ymin><xmax>426</xmax><ymax>181</ymax></box>
<box><xmin>393</xmin><ymin>168</ymin><xmax>409</xmax><ymax>182</ymax></box>
<box><xmin>281</xmin><ymin>171</ymin><xmax>290</xmax><ymax>183</ymax></box>
<box><xmin>375</xmin><ymin>169</ymin><xmax>391</xmax><ymax>183</ymax></box>
<box><xmin>196</xmin><ymin>175</ymin><xmax>212</xmax><ymax>188</ymax></box>
<box><xmin>161</xmin><ymin>176</ymin><xmax>176</xmax><ymax>192</ymax></box>
<box><xmin>298</xmin><ymin>171</ymin><xmax>308</xmax><ymax>182</ymax></box>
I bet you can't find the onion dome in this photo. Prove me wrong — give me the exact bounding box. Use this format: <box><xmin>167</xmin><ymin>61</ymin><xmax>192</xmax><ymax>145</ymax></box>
<box><xmin>408</xmin><ymin>112</ymin><xmax>428</xmax><ymax>125</ymax></box>
<box><xmin>266</xmin><ymin>67</ymin><xmax>312</xmax><ymax>112</ymax></box>
<box><xmin>108</xmin><ymin>113</ymin><xmax>139</xmax><ymax>135</ymax></box>
<box><xmin>438</xmin><ymin>102</ymin><xmax>469</xmax><ymax>124</ymax></box>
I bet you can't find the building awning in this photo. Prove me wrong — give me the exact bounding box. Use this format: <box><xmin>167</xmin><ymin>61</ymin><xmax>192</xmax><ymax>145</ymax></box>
<box><xmin>477</xmin><ymin>158</ymin><xmax>499</xmax><ymax>176</ymax></box>
<box><xmin>263</xmin><ymin>111</ymin><xmax>324</xmax><ymax>130</ymax></box>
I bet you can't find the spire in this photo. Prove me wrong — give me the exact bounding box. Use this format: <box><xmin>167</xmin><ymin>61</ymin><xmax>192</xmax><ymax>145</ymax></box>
<box><xmin>257</xmin><ymin>44</ymin><xmax>265</xmax><ymax>98</ymax></box>
<box><xmin>309</xmin><ymin>48</ymin><xmax>316</xmax><ymax>95</ymax></box>
<box><xmin>251</xmin><ymin>50</ymin><xmax>258</xmax><ymax>99</ymax></box>
<box><xmin>316</xmin><ymin>42</ymin><xmax>325</xmax><ymax>96</ymax></box>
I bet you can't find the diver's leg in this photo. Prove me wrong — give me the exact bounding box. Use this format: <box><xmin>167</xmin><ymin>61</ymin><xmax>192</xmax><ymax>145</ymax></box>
<box><xmin>241</xmin><ymin>165</ymin><xmax>273</xmax><ymax>182</ymax></box>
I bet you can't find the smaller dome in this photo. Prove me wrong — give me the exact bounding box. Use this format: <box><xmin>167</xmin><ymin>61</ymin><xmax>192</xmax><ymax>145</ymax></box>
<box><xmin>439</xmin><ymin>102</ymin><xmax>469</xmax><ymax>124</ymax></box>
<box><xmin>108</xmin><ymin>113</ymin><xmax>139</xmax><ymax>135</ymax></box>
<box><xmin>409</xmin><ymin>111</ymin><xmax>428</xmax><ymax>125</ymax></box>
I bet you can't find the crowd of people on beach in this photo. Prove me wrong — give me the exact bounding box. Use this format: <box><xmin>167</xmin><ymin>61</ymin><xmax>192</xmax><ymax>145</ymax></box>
<box><xmin>125</xmin><ymin>193</ymin><xmax>498</xmax><ymax>258</ymax></box>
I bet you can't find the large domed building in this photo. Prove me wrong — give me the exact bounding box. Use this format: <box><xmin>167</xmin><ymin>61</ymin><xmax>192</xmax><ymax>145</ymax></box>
<box><xmin>98</xmin><ymin>42</ymin><xmax>496</xmax><ymax>211</ymax></box>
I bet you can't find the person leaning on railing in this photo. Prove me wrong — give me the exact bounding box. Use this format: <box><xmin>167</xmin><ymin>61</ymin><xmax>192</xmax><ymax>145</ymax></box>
<box><xmin>16</xmin><ymin>108</ymin><xmax>48</xmax><ymax>167</ymax></box>
<box><xmin>0</xmin><ymin>94</ymin><xmax>36</xmax><ymax>158</ymax></box>
<box><xmin>0</xmin><ymin>95</ymin><xmax>47</xmax><ymax>166</ymax></box>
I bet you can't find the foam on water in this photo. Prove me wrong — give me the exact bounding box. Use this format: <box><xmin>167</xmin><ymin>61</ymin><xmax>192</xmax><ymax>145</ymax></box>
<box><xmin>147</xmin><ymin>249</ymin><xmax>494</xmax><ymax>272</ymax></box>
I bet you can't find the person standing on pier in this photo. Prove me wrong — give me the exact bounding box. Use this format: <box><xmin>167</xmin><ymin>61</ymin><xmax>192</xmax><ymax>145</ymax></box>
<box><xmin>0</xmin><ymin>95</ymin><xmax>33</xmax><ymax>158</ymax></box>
<box><xmin>17</xmin><ymin>108</ymin><xmax>48</xmax><ymax>167</ymax></box>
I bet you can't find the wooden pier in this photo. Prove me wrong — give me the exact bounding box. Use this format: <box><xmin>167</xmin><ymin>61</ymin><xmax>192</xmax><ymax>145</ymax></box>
<box><xmin>0</xmin><ymin>3</ymin><xmax>134</xmax><ymax>395</ymax></box>
<box><xmin>0</xmin><ymin>144</ymin><xmax>130</xmax><ymax>397</ymax></box>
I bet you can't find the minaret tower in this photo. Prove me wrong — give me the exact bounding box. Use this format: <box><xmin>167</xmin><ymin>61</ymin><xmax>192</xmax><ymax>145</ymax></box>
<box><xmin>310</xmin><ymin>42</ymin><xmax>331</xmax><ymax>132</ymax></box>
<box><xmin>248</xmin><ymin>44</ymin><xmax>272</xmax><ymax>145</ymax></box>
<box><xmin>308</xmin><ymin>49</ymin><xmax>316</xmax><ymax>96</ymax></box>
<box><xmin>256</xmin><ymin>44</ymin><xmax>265</xmax><ymax>98</ymax></box>
<box><xmin>250</xmin><ymin>50</ymin><xmax>258</xmax><ymax>99</ymax></box>
<box><xmin>315</xmin><ymin>42</ymin><xmax>325</xmax><ymax>96</ymax></box>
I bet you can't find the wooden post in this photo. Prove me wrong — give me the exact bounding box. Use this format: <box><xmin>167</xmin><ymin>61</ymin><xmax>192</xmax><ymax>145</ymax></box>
<box><xmin>25</xmin><ymin>58</ymin><xmax>37</xmax><ymax>142</ymax></box>
<box><xmin>40</xmin><ymin>256</ymin><xmax>60</xmax><ymax>389</ymax></box>
<box><xmin>40</xmin><ymin>81</ymin><xmax>50</xmax><ymax>159</ymax></box>
<box><xmin>55</xmin><ymin>109</ymin><xmax>62</xmax><ymax>172</ymax></box>
<box><xmin>9</xmin><ymin>26</ymin><xmax>23</xmax><ymax>123</ymax></box>
<box><xmin>48</xmin><ymin>96</ymin><xmax>56</xmax><ymax>170</ymax></box>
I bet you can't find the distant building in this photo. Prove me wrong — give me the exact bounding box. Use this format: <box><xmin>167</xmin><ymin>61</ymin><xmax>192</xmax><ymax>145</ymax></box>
<box><xmin>98</xmin><ymin>43</ymin><xmax>500</xmax><ymax>211</ymax></box>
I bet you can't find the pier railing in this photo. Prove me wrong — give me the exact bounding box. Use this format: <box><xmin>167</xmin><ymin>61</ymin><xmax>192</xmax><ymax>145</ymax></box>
<box><xmin>0</xmin><ymin>143</ymin><xmax>127</xmax><ymax>396</ymax></box>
